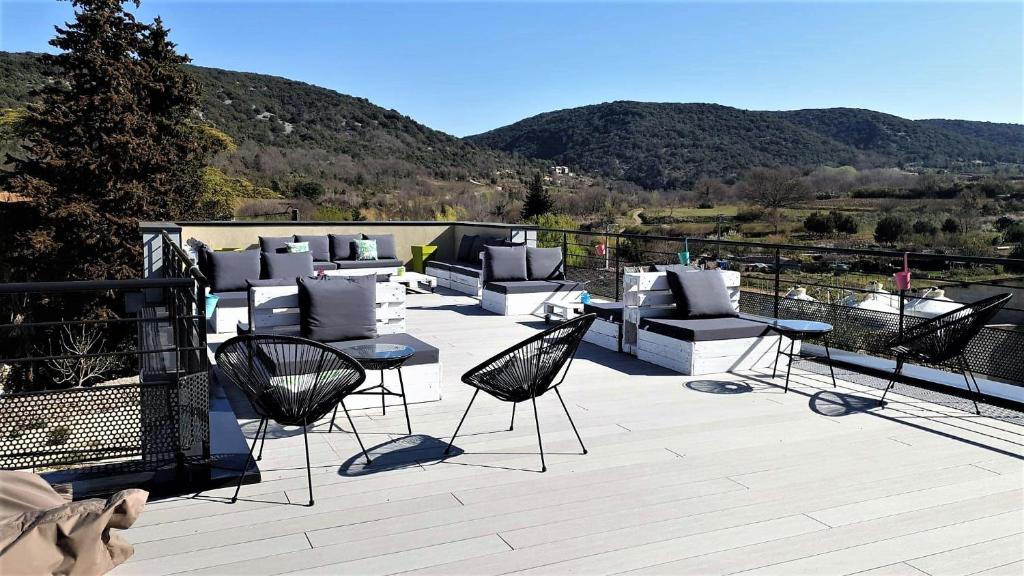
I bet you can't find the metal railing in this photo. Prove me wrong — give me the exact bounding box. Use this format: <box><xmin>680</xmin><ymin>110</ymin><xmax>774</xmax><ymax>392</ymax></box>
<box><xmin>532</xmin><ymin>226</ymin><xmax>1024</xmax><ymax>386</ymax></box>
<box><xmin>0</xmin><ymin>276</ymin><xmax>210</xmax><ymax>472</ymax></box>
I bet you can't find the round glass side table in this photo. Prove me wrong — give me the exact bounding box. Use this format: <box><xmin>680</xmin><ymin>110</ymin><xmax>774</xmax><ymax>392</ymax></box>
<box><xmin>335</xmin><ymin>343</ymin><xmax>416</xmax><ymax>435</ymax></box>
<box><xmin>763</xmin><ymin>319</ymin><xmax>837</xmax><ymax>392</ymax></box>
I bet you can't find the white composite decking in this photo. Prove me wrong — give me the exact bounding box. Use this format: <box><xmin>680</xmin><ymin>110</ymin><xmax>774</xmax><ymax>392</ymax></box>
<box><xmin>114</xmin><ymin>290</ymin><xmax>1024</xmax><ymax>576</ymax></box>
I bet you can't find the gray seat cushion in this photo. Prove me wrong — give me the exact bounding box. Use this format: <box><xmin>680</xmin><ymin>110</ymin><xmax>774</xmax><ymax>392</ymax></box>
<box><xmin>526</xmin><ymin>247</ymin><xmax>565</xmax><ymax>280</ymax></box>
<box><xmin>259</xmin><ymin>236</ymin><xmax>294</xmax><ymax>254</ymax></box>
<box><xmin>207</xmin><ymin>249</ymin><xmax>261</xmax><ymax>292</ymax></box>
<box><xmin>330</xmin><ymin>333</ymin><xmax>440</xmax><ymax>367</ymax></box>
<box><xmin>484</xmin><ymin>245</ymin><xmax>527</xmax><ymax>282</ymax></box>
<box><xmin>295</xmin><ymin>235</ymin><xmax>331</xmax><ymax>262</ymax></box>
<box><xmin>262</xmin><ymin>252</ymin><xmax>314</xmax><ymax>280</ymax></box>
<box><xmin>584</xmin><ymin>302</ymin><xmax>624</xmax><ymax>323</ymax></box>
<box><xmin>211</xmin><ymin>291</ymin><xmax>248</xmax><ymax>308</ymax></box>
<box><xmin>329</xmin><ymin>234</ymin><xmax>361</xmax><ymax>261</ymax></box>
<box><xmin>639</xmin><ymin>317</ymin><xmax>771</xmax><ymax>342</ymax></box>
<box><xmin>484</xmin><ymin>280</ymin><xmax>581</xmax><ymax>295</ymax></box>
<box><xmin>313</xmin><ymin>261</ymin><xmax>339</xmax><ymax>271</ymax></box>
<box><xmin>333</xmin><ymin>258</ymin><xmax>403</xmax><ymax>270</ymax></box>
<box><xmin>297</xmin><ymin>275</ymin><xmax>377</xmax><ymax>342</ymax></box>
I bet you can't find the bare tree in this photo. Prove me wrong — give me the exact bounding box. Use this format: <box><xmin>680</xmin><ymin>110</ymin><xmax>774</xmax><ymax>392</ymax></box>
<box><xmin>46</xmin><ymin>325</ymin><xmax>118</xmax><ymax>388</ymax></box>
<box><xmin>693</xmin><ymin>176</ymin><xmax>726</xmax><ymax>208</ymax></box>
<box><xmin>741</xmin><ymin>167</ymin><xmax>810</xmax><ymax>233</ymax></box>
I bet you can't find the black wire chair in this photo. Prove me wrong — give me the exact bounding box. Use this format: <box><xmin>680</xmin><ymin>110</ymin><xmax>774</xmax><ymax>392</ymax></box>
<box><xmin>444</xmin><ymin>313</ymin><xmax>597</xmax><ymax>472</ymax></box>
<box><xmin>880</xmin><ymin>293</ymin><xmax>1011</xmax><ymax>414</ymax></box>
<box><xmin>215</xmin><ymin>334</ymin><xmax>368</xmax><ymax>506</ymax></box>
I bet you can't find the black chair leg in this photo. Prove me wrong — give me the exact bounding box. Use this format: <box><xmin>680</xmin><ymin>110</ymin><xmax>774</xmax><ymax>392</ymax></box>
<box><xmin>397</xmin><ymin>367</ymin><xmax>412</xmax><ymax>435</ymax></box>
<box><xmin>555</xmin><ymin>388</ymin><xmax>587</xmax><ymax>455</ymax></box>
<box><xmin>330</xmin><ymin>404</ymin><xmax>339</xmax><ymax>432</ymax></box>
<box><xmin>256</xmin><ymin>419</ymin><xmax>269</xmax><ymax>461</ymax></box>
<box><xmin>232</xmin><ymin>417</ymin><xmax>265</xmax><ymax>503</ymax></box>
<box><xmin>302</xmin><ymin>424</ymin><xmax>314</xmax><ymax>506</ymax></box>
<box><xmin>879</xmin><ymin>360</ymin><xmax>903</xmax><ymax>407</ymax></box>
<box><xmin>445</xmin><ymin>389</ymin><xmax>479</xmax><ymax>455</ymax></box>
<box><xmin>783</xmin><ymin>339</ymin><xmax>796</xmax><ymax>392</ymax></box>
<box><xmin>772</xmin><ymin>335</ymin><xmax>783</xmax><ymax>378</ymax></box>
<box><xmin>380</xmin><ymin>370</ymin><xmax>386</xmax><ymax>416</ymax></box>
<box><xmin>958</xmin><ymin>356</ymin><xmax>982</xmax><ymax>415</ymax></box>
<box><xmin>531</xmin><ymin>395</ymin><xmax>546</xmax><ymax>472</ymax></box>
<box><xmin>341</xmin><ymin>399</ymin><xmax>372</xmax><ymax>466</ymax></box>
<box><xmin>509</xmin><ymin>403</ymin><xmax>516</xmax><ymax>431</ymax></box>
<box><xmin>824</xmin><ymin>342</ymin><xmax>837</xmax><ymax>388</ymax></box>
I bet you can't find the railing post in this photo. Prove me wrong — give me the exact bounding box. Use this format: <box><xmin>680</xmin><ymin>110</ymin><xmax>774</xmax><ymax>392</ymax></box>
<box><xmin>773</xmin><ymin>248</ymin><xmax>781</xmax><ymax>318</ymax></box>
<box><xmin>614</xmin><ymin>236</ymin><xmax>621</xmax><ymax>302</ymax></box>
<box><xmin>562</xmin><ymin>231</ymin><xmax>569</xmax><ymax>271</ymax></box>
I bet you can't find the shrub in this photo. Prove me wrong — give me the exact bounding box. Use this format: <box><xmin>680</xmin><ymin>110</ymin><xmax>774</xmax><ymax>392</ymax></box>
<box><xmin>913</xmin><ymin>220</ymin><xmax>938</xmax><ymax>236</ymax></box>
<box><xmin>941</xmin><ymin>217</ymin><xmax>961</xmax><ymax>234</ymax></box>
<box><xmin>874</xmin><ymin>215</ymin><xmax>910</xmax><ymax>243</ymax></box>
<box><xmin>734</xmin><ymin>205</ymin><xmax>765</xmax><ymax>222</ymax></box>
<box><xmin>832</xmin><ymin>211</ymin><xmax>859</xmax><ymax>234</ymax></box>
<box><xmin>293</xmin><ymin>180</ymin><xmax>326</xmax><ymax>201</ymax></box>
<box><xmin>1003</xmin><ymin>222</ymin><xmax>1024</xmax><ymax>244</ymax></box>
<box><xmin>803</xmin><ymin>211</ymin><xmax>834</xmax><ymax>234</ymax></box>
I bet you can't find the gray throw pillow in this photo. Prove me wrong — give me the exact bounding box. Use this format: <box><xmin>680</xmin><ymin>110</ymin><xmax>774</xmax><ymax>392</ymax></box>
<box><xmin>484</xmin><ymin>245</ymin><xmax>528</xmax><ymax>282</ymax></box>
<box><xmin>259</xmin><ymin>236</ymin><xmax>294</xmax><ymax>254</ymax></box>
<box><xmin>329</xmin><ymin>234</ymin><xmax>361</xmax><ymax>261</ymax></box>
<box><xmin>669</xmin><ymin>269</ymin><xmax>737</xmax><ymax>318</ymax></box>
<box><xmin>207</xmin><ymin>250</ymin><xmax>261</xmax><ymax>293</ymax></box>
<box><xmin>363</xmin><ymin>234</ymin><xmax>397</xmax><ymax>259</ymax></box>
<box><xmin>297</xmin><ymin>275</ymin><xmax>377</xmax><ymax>341</ymax></box>
<box><xmin>469</xmin><ymin>236</ymin><xmax>486</xmax><ymax>263</ymax></box>
<box><xmin>456</xmin><ymin>235</ymin><xmax>478</xmax><ymax>263</ymax></box>
<box><xmin>295</xmin><ymin>235</ymin><xmax>331</xmax><ymax>262</ymax></box>
<box><xmin>526</xmin><ymin>247</ymin><xmax>565</xmax><ymax>280</ymax></box>
<box><xmin>261</xmin><ymin>252</ymin><xmax>314</xmax><ymax>280</ymax></box>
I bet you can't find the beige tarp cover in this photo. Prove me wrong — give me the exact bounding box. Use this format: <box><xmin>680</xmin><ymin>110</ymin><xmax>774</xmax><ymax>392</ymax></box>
<box><xmin>0</xmin><ymin>470</ymin><xmax>147</xmax><ymax>576</ymax></box>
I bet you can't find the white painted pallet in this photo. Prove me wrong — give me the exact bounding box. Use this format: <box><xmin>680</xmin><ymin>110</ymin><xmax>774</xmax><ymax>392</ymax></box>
<box><xmin>249</xmin><ymin>281</ymin><xmax>407</xmax><ymax>336</ymax></box>
<box><xmin>425</xmin><ymin>264</ymin><xmax>481</xmax><ymax>296</ymax></box>
<box><xmin>481</xmin><ymin>287</ymin><xmax>583</xmax><ymax>316</ymax></box>
<box><xmin>583</xmin><ymin>317</ymin><xmax>621</xmax><ymax>352</ymax></box>
<box><xmin>343</xmin><ymin>361</ymin><xmax>443</xmax><ymax>411</ymax></box>
<box><xmin>636</xmin><ymin>329</ymin><xmax>790</xmax><ymax>375</ymax></box>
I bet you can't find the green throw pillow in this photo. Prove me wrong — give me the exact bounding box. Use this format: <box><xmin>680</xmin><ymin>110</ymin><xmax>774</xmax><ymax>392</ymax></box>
<box><xmin>286</xmin><ymin>241</ymin><xmax>310</xmax><ymax>253</ymax></box>
<box><xmin>355</xmin><ymin>239</ymin><xmax>378</xmax><ymax>261</ymax></box>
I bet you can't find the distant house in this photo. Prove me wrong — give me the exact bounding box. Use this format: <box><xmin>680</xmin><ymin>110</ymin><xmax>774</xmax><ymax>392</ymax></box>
<box><xmin>551</xmin><ymin>166</ymin><xmax>571</xmax><ymax>175</ymax></box>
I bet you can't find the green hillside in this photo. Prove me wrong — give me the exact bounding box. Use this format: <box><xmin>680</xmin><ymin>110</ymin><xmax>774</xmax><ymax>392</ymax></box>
<box><xmin>918</xmin><ymin>118</ymin><xmax>1024</xmax><ymax>151</ymax></box>
<box><xmin>469</xmin><ymin>101</ymin><xmax>1024</xmax><ymax>189</ymax></box>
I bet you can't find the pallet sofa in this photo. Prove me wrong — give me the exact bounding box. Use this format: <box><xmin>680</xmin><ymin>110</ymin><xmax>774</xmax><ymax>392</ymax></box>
<box><xmin>233</xmin><ymin>276</ymin><xmax>442</xmax><ymax>410</ymax></box>
<box><xmin>425</xmin><ymin>233</ymin><xmax>509</xmax><ymax>296</ymax></box>
<box><xmin>623</xmin><ymin>269</ymin><xmax>790</xmax><ymax>375</ymax></box>
<box><xmin>581</xmin><ymin>301</ymin><xmax>624</xmax><ymax>352</ymax></box>
<box><xmin>189</xmin><ymin>233</ymin><xmax>405</xmax><ymax>334</ymax></box>
<box><xmin>478</xmin><ymin>244</ymin><xmax>584</xmax><ymax>316</ymax></box>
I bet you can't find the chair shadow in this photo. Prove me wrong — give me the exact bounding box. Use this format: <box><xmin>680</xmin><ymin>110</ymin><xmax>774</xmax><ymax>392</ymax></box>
<box><xmin>337</xmin><ymin>434</ymin><xmax>461</xmax><ymax>477</ymax></box>
<box><xmin>420</xmin><ymin>303</ymin><xmax>492</xmax><ymax>317</ymax></box>
<box><xmin>809</xmin><ymin>390</ymin><xmax>882</xmax><ymax>417</ymax></box>
<box><xmin>685</xmin><ymin>380</ymin><xmax>754</xmax><ymax>395</ymax></box>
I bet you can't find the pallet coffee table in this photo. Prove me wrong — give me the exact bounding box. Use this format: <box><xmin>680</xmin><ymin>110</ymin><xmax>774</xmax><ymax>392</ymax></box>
<box><xmin>389</xmin><ymin>271</ymin><xmax>437</xmax><ymax>293</ymax></box>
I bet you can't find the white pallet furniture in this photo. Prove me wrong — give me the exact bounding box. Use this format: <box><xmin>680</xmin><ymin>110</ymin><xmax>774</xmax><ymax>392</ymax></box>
<box><xmin>623</xmin><ymin>270</ymin><xmax>789</xmax><ymax>375</ymax></box>
<box><xmin>542</xmin><ymin>300</ymin><xmax>583</xmax><ymax>323</ymax></box>
<box><xmin>425</xmin><ymin>261</ymin><xmax>481</xmax><ymax>296</ymax></box>
<box><xmin>208</xmin><ymin>298</ymin><xmax>247</xmax><ymax>335</ymax></box>
<box><xmin>481</xmin><ymin>281</ymin><xmax>584</xmax><ymax>316</ymax></box>
<box><xmin>389</xmin><ymin>271</ymin><xmax>437</xmax><ymax>293</ymax></box>
<box><xmin>233</xmin><ymin>281</ymin><xmax>441</xmax><ymax>410</ymax></box>
<box><xmin>581</xmin><ymin>301</ymin><xmax>623</xmax><ymax>352</ymax></box>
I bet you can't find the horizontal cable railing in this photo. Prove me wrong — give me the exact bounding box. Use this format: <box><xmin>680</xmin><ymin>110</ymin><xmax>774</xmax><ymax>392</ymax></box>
<box><xmin>533</xmin><ymin>226</ymin><xmax>1024</xmax><ymax>386</ymax></box>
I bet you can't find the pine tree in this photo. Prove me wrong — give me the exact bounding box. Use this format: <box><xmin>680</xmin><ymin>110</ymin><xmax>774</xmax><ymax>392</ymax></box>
<box><xmin>521</xmin><ymin>172</ymin><xmax>554</xmax><ymax>221</ymax></box>
<box><xmin>4</xmin><ymin>0</ymin><xmax>214</xmax><ymax>282</ymax></box>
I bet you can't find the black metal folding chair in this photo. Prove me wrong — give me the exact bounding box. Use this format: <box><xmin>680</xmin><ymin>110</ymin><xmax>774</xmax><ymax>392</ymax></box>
<box><xmin>215</xmin><ymin>334</ymin><xmax>367</xmax><ymax>506</ymax></box>
<box><xmin>444</xmin><ymin>313</ymin><xmax>597</xmax><ymax>472</ymax></box>
<box><xmin>880</xmin><ymin>293</ymin><xmax>1011</xmax><ymax>414</ymax></box>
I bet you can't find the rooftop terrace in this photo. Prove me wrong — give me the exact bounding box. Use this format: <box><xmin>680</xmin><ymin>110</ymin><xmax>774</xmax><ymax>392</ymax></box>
<box><xmin>112</xmin><ymin>288</ymin><xmax>1023</xmax><ymax>576</ymax></box>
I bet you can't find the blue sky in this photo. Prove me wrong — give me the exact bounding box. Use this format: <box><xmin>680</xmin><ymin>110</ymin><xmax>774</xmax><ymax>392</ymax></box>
<box><xmin>2</xmin><ymin>1</ymin><xmax>1021</xmax><ymax>136</ymax></box>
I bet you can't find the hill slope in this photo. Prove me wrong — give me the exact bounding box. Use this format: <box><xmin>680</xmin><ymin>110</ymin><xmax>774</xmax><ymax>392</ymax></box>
<box><xmin>469</xmin><ymin>101</ymin><xmax>1024</xmax><ymax>189</ymax></box>
<box><xmin>0</xmin><ymin>51</ymin><xmax>529</xmax><ymax>190</ymax></box>
<box><xmin>917</xmin><ymin>118</ymin><xmax>1024</xmax><ymax>151</ymax></box>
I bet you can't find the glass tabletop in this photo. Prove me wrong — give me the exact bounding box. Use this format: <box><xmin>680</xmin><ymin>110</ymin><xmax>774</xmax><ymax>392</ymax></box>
<box><xmin>338</xmin><ymin>343</ymin><xmax>415</xmax><ymax>361</ymax></box>
<box><xmin>763</xmin><ymin>319</ymin><xmax>833</xmax><ymax>334</ymax></box>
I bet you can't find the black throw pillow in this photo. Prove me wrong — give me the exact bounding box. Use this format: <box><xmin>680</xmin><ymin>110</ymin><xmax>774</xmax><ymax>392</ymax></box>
<box><xmin>456</xmin><ymin>235</ymin><xmax>478</xmax><ymax>263</ymax></box>
<box><xmin>484</xmin><ymin>245</ymin><xmax>528</xmax><ymax>282</ymax></box>
<box><xmin>668</xmin><ymin>269</ymin><xmax>736</xmax><ymax>318</ymax></box>
<box><xmin>261</xmin><ymin>252</ymin><xmax>314</xmax><ymax>280</ymax></box>
<box><xmin>363</xmin><ymin>234</ymin><xmax>397</xmax><ymax>259</ymax></box>
<box><xmin>526</xmin><ymin>247</ymin><xmax>565</xmax><ymax>280</ymax></box>
<box><xmin>329</xmin><ymin>234</ymin><xmax>361</xmax><ymax>261</ymax></box>
<box><xmin>259</xmin><ymin>236</ymin><xmax>294</xmax><ymax>254</ymax></box>
<box><xmin>207</xmin><ymin>250</ymin><xmax>261</xmax><ymax>293</ymax></box>
<box><xmin>294</xmin><ymin>235</ymin><xmax>331</xmax><ymax>262</ymax></box>
<box><xmin>297</xmin><ymin>275</ymin><xmax>377</xmax><ymax>342</ymax></box>
<box><xmin>469</xmin><ymin>236</ymin><xmax>486</xmax><ymax>263</ymax></box>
